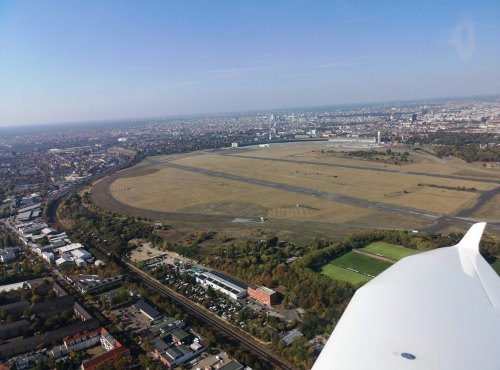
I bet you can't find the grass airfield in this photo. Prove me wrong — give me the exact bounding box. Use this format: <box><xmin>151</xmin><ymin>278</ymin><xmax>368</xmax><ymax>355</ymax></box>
<box><xmin>91</xmin><ymin>141</ymin><xmax>500</xmax><ymax>242</ymax></box>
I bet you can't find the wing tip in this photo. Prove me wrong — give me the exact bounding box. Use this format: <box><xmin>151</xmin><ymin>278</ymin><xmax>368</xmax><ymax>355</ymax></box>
<box><xmin>456</xmin><ymin>222</ymin><xmax>487</xmax><ymax>252</ymax></box>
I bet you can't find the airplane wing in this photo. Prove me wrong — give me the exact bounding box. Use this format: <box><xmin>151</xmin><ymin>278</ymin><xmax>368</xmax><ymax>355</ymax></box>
<box><xmin>312</xmin><ymin>222</ymin><xmax>500</xmax><ymax>370</ymax></box>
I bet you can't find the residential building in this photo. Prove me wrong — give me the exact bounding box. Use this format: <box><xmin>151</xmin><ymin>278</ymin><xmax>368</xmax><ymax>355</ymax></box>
<box><xmin>64</xmin><ymin>329</ymin><xmax>101</xmax><ymax>351</ymax></box>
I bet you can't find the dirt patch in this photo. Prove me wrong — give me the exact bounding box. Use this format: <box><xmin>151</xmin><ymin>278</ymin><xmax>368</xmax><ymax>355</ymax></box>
<box><xmin>129</xmin><ymin>240</ymin><xmax>165</xmax><ymax>262</ymax></box>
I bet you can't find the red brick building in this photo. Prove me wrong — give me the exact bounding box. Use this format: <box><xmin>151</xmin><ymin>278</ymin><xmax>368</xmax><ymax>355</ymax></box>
<box><xmin>247</xmin><ymin>285</ymin><xmax>280</xmax><ymax>306</ymax></box>
<box><xmin>78</xmin><ymin>328</ymin><xmax>130</xmax><ymax>370</ymax></box>
<box><xmin>81</xmin><ymin>344</ymin><xmax>129</xmax><ymax>370</ymax></box>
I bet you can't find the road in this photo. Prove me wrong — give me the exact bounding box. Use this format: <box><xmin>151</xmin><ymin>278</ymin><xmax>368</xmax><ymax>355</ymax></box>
<box><xmin>454</xmin><ymin>187</ymin><xmax>500</xmax><ymax>218</ymax></box>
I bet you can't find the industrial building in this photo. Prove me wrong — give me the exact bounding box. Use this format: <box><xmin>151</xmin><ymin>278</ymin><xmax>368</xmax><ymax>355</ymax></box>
<box><xmin>196</xmin><ymin>272</ymin><xmax>247</xmax><ymax>300</ymax></box>
<box><xmin>247</xmin><ymin>285</ymin><xmax>280</xmax><ymax>306</ymax></box>
<box><xmin>133</xmin><ymin>299</ymin><xmax>164</xmax><ymax>321</ymax></box>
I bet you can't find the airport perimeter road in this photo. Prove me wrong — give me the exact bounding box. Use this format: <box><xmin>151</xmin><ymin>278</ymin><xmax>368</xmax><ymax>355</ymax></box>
<box><xmin>153</xmin><ymin>160</ymin><xmax>440</xmax><ymax>220</ymax></box>
<box><xmin>225</xmin><ymin>153</ymin><xmax>500</xmax><ymax>185</ymax></box>
<box><xmin>124</xmin><ymin>263</ymin><xmax>298</xmax><ymax>370</ymax></box>
<box><xmin>424</xmin><ymin>216</ymin><xmax>500</xmax><ymax>234</ymax></box>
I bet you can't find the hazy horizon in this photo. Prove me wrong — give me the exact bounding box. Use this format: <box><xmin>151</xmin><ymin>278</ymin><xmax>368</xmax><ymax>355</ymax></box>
<box><xmin>0</xmin><ymin>93</ymin><xmax>498</xmax><ymax>131</ymax></box>
<box><xmin>1</xmin><ymin>0</ymin><xmax>499</xmax><ymax>126</ymax></box>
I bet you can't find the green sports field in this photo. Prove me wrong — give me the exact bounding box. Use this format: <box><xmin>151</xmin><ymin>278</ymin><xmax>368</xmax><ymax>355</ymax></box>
<box><xmin>320</xmin><ymin>264</ymin><xmax>371</xmax><ymax>285</ymax></box>
<box><xmin>332</xmin><ymin>251</ymin><xmax>392</xmax><ymax>276</ymax></box>
<box><xmin>361</xmin><ymin>242</ymin><xmax>419</xmax><ymax>261</ymax></box>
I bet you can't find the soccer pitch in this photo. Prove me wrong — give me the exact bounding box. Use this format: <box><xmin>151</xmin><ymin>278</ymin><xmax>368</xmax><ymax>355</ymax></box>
<box><xmin>361</xmin><ymin>242</ymin><xmax>419</xmax><ymax>261</ymax></box>
<box><xmin>320</xmin><ymin>264</ymin><xmax>371</xmax><ymax>285</ymax></box>
<box><xmin>331</xmin><ymin>251</ymin><xmax>392</xmax><ymax>277</ymax></box>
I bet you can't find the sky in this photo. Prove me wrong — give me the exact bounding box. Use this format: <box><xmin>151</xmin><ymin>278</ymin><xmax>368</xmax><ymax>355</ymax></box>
<box><xmin>0</xmin><ymin>0</ymin><xmax>499</xmax><ymax>126</ymax></box>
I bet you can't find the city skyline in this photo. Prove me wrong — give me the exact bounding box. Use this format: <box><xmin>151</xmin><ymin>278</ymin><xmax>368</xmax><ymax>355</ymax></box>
<box><xmin>1</xmin><ymin>0</ymin><xmax>499</xmax><ymax>126</ymax></box>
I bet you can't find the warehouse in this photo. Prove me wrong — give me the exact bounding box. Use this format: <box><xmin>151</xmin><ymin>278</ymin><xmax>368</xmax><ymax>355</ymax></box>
<box><xmin>196</xmin><ymin>272</ymin><xmax>247</xmax><ymax>300</ymax></box>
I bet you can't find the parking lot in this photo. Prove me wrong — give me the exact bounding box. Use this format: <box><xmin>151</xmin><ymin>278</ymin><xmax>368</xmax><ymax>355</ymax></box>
<box><xmin>111</xmin><ymin>303</ymin><xmax>152</xmax><ymax>333</ymax></box>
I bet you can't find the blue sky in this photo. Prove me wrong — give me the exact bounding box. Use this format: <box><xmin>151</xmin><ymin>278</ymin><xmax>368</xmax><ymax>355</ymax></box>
<box><xmin>0</xmin><ymin>0</ymin><xmax>499</xmax><ymax>126</ymax></box>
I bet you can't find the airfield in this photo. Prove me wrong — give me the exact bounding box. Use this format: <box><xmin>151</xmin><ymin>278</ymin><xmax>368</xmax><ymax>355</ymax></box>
<box><xmin>91</xmin><ymin>141</ymin><xmax>500</xmax><ymax>243</ymax></box>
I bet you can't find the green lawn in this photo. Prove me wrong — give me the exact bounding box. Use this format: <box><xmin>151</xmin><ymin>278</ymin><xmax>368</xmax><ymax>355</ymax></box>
<box><xmin>332</xmin><ymin>251</ymin><xmax>392</xmax><ymax>276</ymax></box>
<box><xmin>361</xmin><ymin>242</ymin><xmax>418</xmax><ymax>261</ymax></box>
<box><xmin>320</xmin><ymin>264</ymin><xmax>371</xmax><ymax>285</ymax></box>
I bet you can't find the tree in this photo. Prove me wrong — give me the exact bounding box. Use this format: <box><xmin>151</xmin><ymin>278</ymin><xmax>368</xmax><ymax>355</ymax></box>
<box><xmin>31</xmin><ymin>294</ymin><xmax>42</xmax><ymax>303</ymax></box>
<box><xmin>206</xmin><ymin>286</ymin><xmax>216</xmax><ymax>298</ymax></box>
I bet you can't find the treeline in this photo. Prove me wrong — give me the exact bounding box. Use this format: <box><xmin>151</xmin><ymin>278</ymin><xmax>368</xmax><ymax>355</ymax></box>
<box><xmin>58</xmin><ymin>193</ymin><xmax>154</xmax><ymax>257</ymax></box>
<box><xmin>207</xmin><ymin>230</ymin><xmax>469</xmax><ymax>327</ymax></box>
<box><xmin>408</xmin><ymin>131</ymin><xmax>499</xmax><ymax>162</ymax></box>
<box><xmin>434</xmin><ymin>145</ymin><xmax>499</xmax><ymax>163</ymax></box>
<box><xmin>346</xmin><ymin>149</ymin><xmax>411</xmax><ymax>163</ymax></box>
<box><xmin>159</xmin><ymin>240</ymin><xmax>200</xmax><ymax>259</ymax></box>
<box><xmin>409</xmin><ymin>131</ymin><xmax>497</xmax><ymax>146</ymax></box>
<box><xmin>481</xmin><ymin>240</ymin><xmax>500</xmax><ymax>264</ymax></box>
<box><xmin>0</xmin><ymin>225</ymin><xmax>16</xmax><ymax>248</ymax></box>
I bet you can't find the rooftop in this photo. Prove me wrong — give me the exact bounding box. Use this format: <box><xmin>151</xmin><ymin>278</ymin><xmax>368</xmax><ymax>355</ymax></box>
<box><xmin>133</xmin><ymin>299</ymin><xmax>163</xmax><ymax>320</ymax></box>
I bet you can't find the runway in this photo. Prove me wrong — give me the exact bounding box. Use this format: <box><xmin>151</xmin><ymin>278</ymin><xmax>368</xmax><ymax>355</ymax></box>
<box><xmin>149</xmin><ymin>158</ymin><xmax>500</xmax><ymax>234</ymax></box>
<box><xmin>223</xmin><ymin>153</ymin><xmax>500</xmax><ymax>185</ymax></box>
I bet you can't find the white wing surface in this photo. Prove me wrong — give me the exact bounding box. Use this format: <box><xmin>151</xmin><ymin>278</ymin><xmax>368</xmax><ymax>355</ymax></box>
<box><xmin>312</xmin><ymin>222</ymin><xmax>500</xmax><ymax>370</ymax></box>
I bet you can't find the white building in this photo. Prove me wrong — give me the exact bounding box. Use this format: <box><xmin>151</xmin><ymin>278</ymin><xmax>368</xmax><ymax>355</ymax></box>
<box><xmin>71</xmin><ymin>249</ymin><xmax>92</xmax><ymax>260</ymax></box>
<box><xmin>42</xmin><ymin>251</ymin><xmax>55</xmax><ymax>264</ymax></box>
<box><xmin>56</xmin><ymin>254</ymin><xmax>73</xmax><ymax>266</ymax></box>
<box><xmin>57</xmin><ymin>243</ymin><xmax>84</xmax><ymax>254</ymax></box>
<box><xmin>196</xmin><ymin>272</ymin><xmax>247</xmax><ymax>300</ymax></box>
<box><xmin>64</xmin><ymin>329</ymin><xmax>101</xmax><ymax>351</ymax></box>
<box><xmin>75</xmin><ymin>258</ymin><xmax>87</xmax><ymax>267</ymax></box>
<box><xmin>100</xmin><ymin>330</ymin><xmax>118</xmax><ymax>351</ymax></box>
<box><xmin>0</xmin><ymin>281</ymin><xmax>31</xmax><ymax>293</ymax></box>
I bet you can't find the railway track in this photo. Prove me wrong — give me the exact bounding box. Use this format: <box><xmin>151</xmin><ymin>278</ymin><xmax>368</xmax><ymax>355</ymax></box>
<box><xmin>48</xmin><ymin>193</ymin><xmax>297</xmax><ymax>370</ymax></box>
<box><xmin>125</xmin><ymin>263</ymin><xmax>297</xmax><ymax>370</ymax></box>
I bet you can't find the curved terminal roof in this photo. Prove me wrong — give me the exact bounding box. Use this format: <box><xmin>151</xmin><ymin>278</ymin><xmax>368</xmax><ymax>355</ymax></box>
<box><xmin>312</xmin><ymin>222</ymin><xmax>500</xmax><ymax>370</ymax></box>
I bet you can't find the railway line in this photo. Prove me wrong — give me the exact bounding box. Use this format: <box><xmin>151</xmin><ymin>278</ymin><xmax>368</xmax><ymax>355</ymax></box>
<box><xmin>48</xmin><ymin>192</ymin><xmax>297</xmax><ymax>370</ymax></box>
<box><xmin>125</xmin><ymin>263</ymin><xmax>297</xmax><ymax>370</ymax></box>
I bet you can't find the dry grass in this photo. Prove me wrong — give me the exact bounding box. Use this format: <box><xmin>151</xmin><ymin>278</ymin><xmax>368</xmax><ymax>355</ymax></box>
<box><xmin>110</xmin><ymin>166</ymin><xmax>377</xmax><ymax>223</ymax></box>
<box><xmin>171</xmin><ymin>151</ymin><xmax>496</xmax><ymax>215</ymax></box>
<box><xmin>91</xmin><ymin>143</ymin><xmax>498</xmax><ymax>236</ymax></box>
<box><xmin>232</xmin><ymin>143</ymin><xmax>500</xmax><ymax>180</ymax></box>
<box><xmin>473</xmin><ymin>194</ymin><xmax>500</xmax><ymax>220</ymax></box>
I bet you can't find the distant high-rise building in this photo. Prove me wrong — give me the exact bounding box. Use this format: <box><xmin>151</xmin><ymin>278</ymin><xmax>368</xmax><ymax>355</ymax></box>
<box><xmin>411</xmin><ymin>113</ymin><xmax>417</xmax><ymax>122</ymax></box>
<box><xmin>377</xmin><ymin>131</ymin><xmax>381</xmax><ymax>143</ymax></box>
